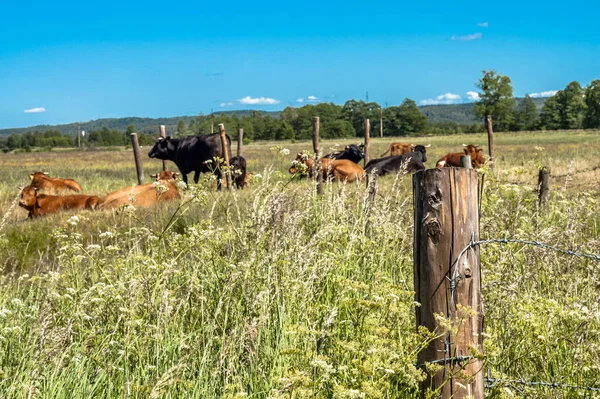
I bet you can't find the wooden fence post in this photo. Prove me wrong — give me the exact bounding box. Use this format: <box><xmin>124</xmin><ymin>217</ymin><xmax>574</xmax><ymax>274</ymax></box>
<box><xmin>237</xmin><ymin>128</ymin><xmax>243</xmax><ymax>157</ymax></box>
<box><xmin>413</xmin><ymin>168</ymin><xmax>484</xmax><ymax>399</ymax></box>
<box><xmin>77</xmin><ymin>125</ymin><xmax>81</xmax><ymax>148</ymax></box>
<box><xmin>379</xmin><ymin>107</ymin><xmax>383</xmax><ymax>138</ymax></box>
<box><xmin>218</xmin><ymin>123</ymin><xmax>231</xmax><ymax>190</ymax></box>
<box><xmin>364</xmin><ymin>119</ymin><xmax>371</xmax><ymax>166</ymax></box>
<box><xmin>313</xmin><ymin>116</ymin><xmax>324</xmax><ymax>195</ymax></box>
<box><xmin>460</xmin><ymin>155</ymin><xmax>472</xmax><ymax>169</ymax></box>
<box><xmin>130</xmin><ymin>133</ymin><xmax>144</xmax><ymax>185</ymax></box>
<box><xmin>538</xmin><ymin>166</ymin><xmax>550</xmax><ymax>207</ymax></box>
<box><xmin>159</xmin><ymin>125</ymin><xmax>167</xmax><ymax>171</ymax></box>
<box><xmin>486</xmin><ymin>115</ymin><xmax>495</xmax><ymax>171</ymax></box>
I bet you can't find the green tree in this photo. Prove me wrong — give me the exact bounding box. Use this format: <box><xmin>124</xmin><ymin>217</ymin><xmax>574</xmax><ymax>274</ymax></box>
<box><xmin>540</xmin><ymin>95</ymin><xmax>562</xmax><ymax>130</ymax></box>
<box><xmin>540</xmin><ymin>82</ymin><xmax>586</xmax><ymax>130</ymax></box>
<box><xmin>584</xmin><ymin>80</ymin><xmax>600</xmax><ymax>129</ymax></box>
<box><xmin>513</xmin><ymin>95</ymin><xmax>539</xmax><ymax>131</ymax></box>
<box><xmin>473</xmin><ymin>70</ymin><xmax>515</xmax><ymax>131</ymax></box>
<box><xmin>383</xmin><ymin>99</ymin><xmax>428</xmax><ymax>136</ymax></box>
<box><xmin>6</xmin><ymin>133</ymin><xmax>22</xmax><ymax>150</ymax></box>
<box><xmin>176</xmin><ymin>120</ymin><xmax>187</xmax><ymax>136</ymax></box>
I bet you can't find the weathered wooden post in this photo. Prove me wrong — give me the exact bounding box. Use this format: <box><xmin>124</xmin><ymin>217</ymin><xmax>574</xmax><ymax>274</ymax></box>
<box><xmin>379</xmin><ymin>107</ymin><xmax>383</xmax><ymax>138</ymax></box>
<box><xmin>364</xmin><ymin>118</ymin><xmax>371</xmax><ymax>166</ymax></box>
<box><xmin>312</xmin><ymin>117</ymin><xmax>324</xmax><ymax>195</ymax></box>
<box><xmin>237</xmin><ymin>128</ymin><xmax>243</xmax><ymax>157</ymax></box>
<box><xmin>218</xmin><ymin>123</ymin><xmax>231</xmax><ymax>190</ymax></box>
<box><xmin>538</xmin><ymin>166</ymin><xmax>550</xmax><ymax>207</ymax></box>
<box><xmin>486</xmin><ymin>115</ymin><xmax>495</xmax><ymax>171</ymax></box>
<box><xmin>130</xmin><ymin>133</ymin><xmax>144</xmax><ymax>185</ymax></box>
<box><xmin>77</xmin><ymin>125</ymin><xmax>81</xmax><ymax>148</ymax></box>
<box><xmin>159</xmin><ymin>125</ymin><xmax>167</xmax><ymax>171</ymax></box>
<box><xmin>460</xmin><ymin>155</ymin><xmax>472</xmax><ymax>169</ymax></box>
<box><xmin>413</xmin><ymin>168</ymin><xmax>484</xmax><ymax>399</ymax></box>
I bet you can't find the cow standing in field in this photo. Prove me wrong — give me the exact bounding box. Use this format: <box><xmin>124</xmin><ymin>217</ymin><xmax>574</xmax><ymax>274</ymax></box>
<box><xmin>229</xmin><ymin>156</ymin><xmax>248</xmax><ymax>189</ymax></box>
<box><xmin>29</xmin><ymin>172</ymin><xmax>82</xmax><ymax>192</ymax></box>
<box><xmin>436</xmin><ymin>144</ymin><xmax>486</xmax><ymax>168</ymax></box>
<box><xmin>365</xmin><ymin>145</ymin><xmax>428</xmax><ymax>176</ymax></box>
<box><xmin>323</xmin><ymin>144</ymin><xmax>365</xmax><ymax>164</ymax></box>
<box><xmin>147</xmin><ymin>133</ymin><xmax>232</xmax><ymax>188</ymax></box>
<box><xmin>380</xmin><ymin>143</ymin><xmax>431</xmax><ymax>157</ymax></box>
<box><xmin>19</xmin><ymin>186</ymin><xmax>99</xmax><ymax>218</ymax></box>
<box><xmin>289</xmin><ymin>152</ymin><xmax>365</xmax><ymax>183</ymax></box>
<box><xmin>100</xmin><ymin>171</ymin><xmax>180</xmax><ymax>209</ymax></box>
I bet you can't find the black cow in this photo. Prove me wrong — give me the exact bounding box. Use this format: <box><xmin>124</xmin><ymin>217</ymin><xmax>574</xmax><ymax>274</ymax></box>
<box><xmin>323</xmin><ymin>144</ymin><xmax>364</xmax><ymax>164</ymax></box>
<box><xmin>229</xmin><ymin>156</ymin><xmax>248</xmax><ymax>189</ymax></box>
<box><xmin>148</xmin><ymin>133</ymin><xmax>232</xmax><ymax>186</ymax></box>
<box><xmin>365</xmin><ymin>145</ymin><xmax>428</xmax><ymax>176</ymax></box>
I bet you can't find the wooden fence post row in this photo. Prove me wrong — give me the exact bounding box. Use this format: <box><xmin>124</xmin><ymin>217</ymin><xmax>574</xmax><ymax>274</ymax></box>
<box><xmin>312</xmin><ymin>116</ymin><xmax>324</xmax><ymax>195</ymax></box>
<box><xmin>130</xmin><ymin>133</ymin><xmax>144</xmax><ymax>185</ymax></box>
<box><xmin>413</xmin><ymin>168</ymin><xmax>484</xmax><ymax>399</ymax></box>
<box><xmin>218</xmin><ymin>124</ymin><xmax>231</xmax><ymax>190</ymax></box>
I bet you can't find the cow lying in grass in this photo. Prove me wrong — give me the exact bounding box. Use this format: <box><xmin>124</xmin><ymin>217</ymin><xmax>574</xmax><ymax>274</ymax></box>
<box><xmin>365</xmin><ymin>144</ymin><xmax>428</xmax><ymax>176</ymax></box>
<box><xmin>29</xmin><ymin>172</ymin><xmax>82</xmax><ymax>193</ymax></box>
<box><xmin>436</xmin><ymin>144</ymin><xmax>486</xmax><ymax>168</ymax></box>
<box><xmin>19</xmin><ymin>186</ymin><xmax>99</xmax><ymax>218</ymax></box>
<box><xmin>99</xmin><ymin>171</ymin><xmax>180</xmax><ymax>209</ymax></box>
<box><xmin>380</xmin><ymin>143</ymin><xmax>431</xmax><ymax>157</ymax></box>
<box><xmin>289</xmin><ymin>152</ymin><xmax>365</xmax><ymax>183</ymax></box>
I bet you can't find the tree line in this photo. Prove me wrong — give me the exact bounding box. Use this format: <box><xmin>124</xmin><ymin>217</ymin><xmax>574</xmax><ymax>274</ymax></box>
<box><xmin>2</xmin><ymin>72</ymin><xmax>600</xmax><ymax>152</ymax></box>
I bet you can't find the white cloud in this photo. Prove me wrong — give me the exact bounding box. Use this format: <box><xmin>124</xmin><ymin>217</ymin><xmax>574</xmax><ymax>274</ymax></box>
<box><xmin>477</xmin><ymin>22</ymin><xmax>489</xmax><ymax>28</ymax></box>
<box><xmin>466</xmin><ymin>91</ymin><xmax>480</xmax><ymax>101</ymax></box>
<box><xmin>436</xmin><ymin>93</ymin><xmax>461</xmax><ymax>101</ymax></box>
<box><xmin>219</xmin><ymin>102</ymin><xmax>234</xmax><ymax>107</ymax></box>
<box><xmin>450</xmin><ymin>32</ymin><xmax>483</xmax><ymax>41</ymax></box>
<box><xmin>529</xmin><ymin>90</ymin><xmax>558</xmax><ymax>98</ymax></box>
<box><xmin>307</xmin><ymin>95</ymin><xmax>319</xmax><ymax>102</ymax></box>
<box><xmin>24</xmin><ymin>107</ymin><xmax>46</xmax><ymax>113</ymax></box>
<box><xmin>296</xmin><ymin>98</ymin><xmax>304</xmax><ymax>103</ymax></box>
<box><xmin>420</xmin><ymin>92</ymin><xmax>462</xmax><ymax>106</ymax></box>
<box><xmin>238</xmin><ymin>96</ymin><xmax>280</xmax><ymax>105</ymax></box>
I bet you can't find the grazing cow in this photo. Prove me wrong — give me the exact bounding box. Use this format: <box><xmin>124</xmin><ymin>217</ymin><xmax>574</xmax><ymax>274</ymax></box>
<box><xmin>19</xmin><ymin>186</ymin><xmax>99</xmax><ymax>218</ymax></box>
<box><xmin>380</xmin><ymin>143</ymin><xmax>431</xmax><ymax>157</ymax></box>
<box><xmin>289</xmin><ymin>153</ymin><xmax>365</xmax><ymax>182</ymax></box>
<box><xmin>229</xmin><ymin>156</ymin><xmax>248</xmax><ymax>189</ymax></box>
<box><xmin>323</xmin><ymin>144</ymin><xmax>365</xmax><ymax>164</ymax></box>
<box><xmin>147</xmin><ymin>133</ymin><xmax>232</xmax><ymax>187</ymax></box>
<box><xmin>365</xmin><ymin>145</ymin><xmax>428</xmax><ymax>176</ymax></box>
<box><xmin>436</xmin><ymin>144</ymin><xmax>486</xmax><ymax>168</ymax></box>
<box><xmin>29</xmin><ymin>172</ymin><xmax>82</xmax><ymax>193</ymax></box>
<box><xmin>100</xmin><ymin>171</ymin><xmax>180</xmax><ymax>209</ymax></box>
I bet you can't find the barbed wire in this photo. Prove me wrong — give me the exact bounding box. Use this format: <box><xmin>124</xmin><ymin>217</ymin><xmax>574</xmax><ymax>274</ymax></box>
<box><xmin>439</xmin><ymin>235</ymin><xmax>600</xmax><ymax>385</ymax></box>
<box><xmin>485</xmin><ymin>377</ymin><xmax>600</xmax><ymax>393</ymax></box>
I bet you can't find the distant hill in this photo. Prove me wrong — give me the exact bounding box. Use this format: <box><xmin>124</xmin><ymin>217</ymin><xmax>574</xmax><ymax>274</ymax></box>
<box><xmin>421</xmin><ymin>97</ymin><xmax>547</xmax><ymax>124</ymax></box>
<box><xmin>0</xmin><ymin>98</ymin><xmax>547</xmax><ymax>136</ymax></box>
<box><xmin>0</xmin><ymin>111</ymin><xmax>281</xmax><ymax>137</ymax></box>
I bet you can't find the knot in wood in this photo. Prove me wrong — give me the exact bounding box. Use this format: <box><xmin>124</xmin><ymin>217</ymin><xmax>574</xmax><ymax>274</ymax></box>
<box><xmin>464</xmin><ymin>267</ymin><xmax>472</xmax><ymax>278</ymax></box>
<box><xmin>425</xmin><ymin>218</ymin><xmax>442</xmax><ymax>238</ymax></box>
<box><xmin>428</xmin><ymin>188</ymin><xmax>443</xmax><ymax>210</ymax></box>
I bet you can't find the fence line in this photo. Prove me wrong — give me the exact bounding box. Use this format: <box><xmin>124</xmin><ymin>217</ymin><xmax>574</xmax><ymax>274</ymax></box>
<box><xmin>484</xmin><ymin>377</ymin><xmax>600</xmax><ymax>393</ymax></box>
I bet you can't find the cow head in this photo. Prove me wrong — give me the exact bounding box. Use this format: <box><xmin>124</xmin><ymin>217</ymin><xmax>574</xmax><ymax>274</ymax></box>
<box><xmin>150</xmin><ymin>171</ymin><xmax>180</xmax><ymax>181</ymax></box>
<box><xmin>148</xmin><ymin>137</ymin><xmax>176</xmax><ymax>160</ymax></box>
<box><xmin>29</xmin><ymin>171</ymin><xmax>50</xmax><ymax>181</ymax></box>
<box><xmin>289</xmin><ymin>152</ymin><xmax>313</xmax><ymax>176</ymax></box>
<box><xmin>19</xmin><ymin>186</ymin><xmax>38</xmax><ymax>208</ymax></box>
<box><xmin>413</xmin><ymin>145</ymin><xmax>428</xmax><ymax>163</ymax></box>
<box><xmin>344</xmin><ymin>144</ymin><xmax>365</xmax><ymax>162</ymax></box>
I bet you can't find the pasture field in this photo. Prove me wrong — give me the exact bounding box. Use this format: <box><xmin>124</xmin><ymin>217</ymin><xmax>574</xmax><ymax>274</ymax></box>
<box><xmin>0</xmin><ymin>130</ymin><xmax>600</xmax><ymax>398</ymax></box>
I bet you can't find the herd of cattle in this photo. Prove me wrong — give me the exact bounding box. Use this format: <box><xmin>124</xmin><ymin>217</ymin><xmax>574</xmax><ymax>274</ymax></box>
<box><xmin>16</xmin><ymin>131</ymin><xmax>486</xmax><ymax>218</ymax></box>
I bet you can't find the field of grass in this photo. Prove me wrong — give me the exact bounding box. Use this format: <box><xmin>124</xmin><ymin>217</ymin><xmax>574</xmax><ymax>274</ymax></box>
<box><xmin>0</xmin><ymin>130</ymin><xmax>600</xmax><ymax>398</ymax></box>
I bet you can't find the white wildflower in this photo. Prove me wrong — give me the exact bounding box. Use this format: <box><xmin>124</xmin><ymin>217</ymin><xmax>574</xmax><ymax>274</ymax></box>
<box><xmin>68</xmin><ymin>215</ymin><xmax>79</xmax><ymax>226</ymax></box>
<box><xmin>99</xmin><ymin>231</ymin><xmax>114</xmax><ymax>239</ymax></box>
<box><xmin>280</xmin><ymin>148</ymin><xmax>290</xmax><ymax>156</ymax></box>
<box><xmin>86</xmin><ymin>244</ymin><xmax>101</xmax><ymax>252</ymax></box>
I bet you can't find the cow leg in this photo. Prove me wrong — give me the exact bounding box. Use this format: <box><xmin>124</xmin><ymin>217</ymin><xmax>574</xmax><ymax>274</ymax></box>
<box><xmin>193</xmin><ymin>171</ymin><xmax>201</xmax><ymax>184</ymax></box>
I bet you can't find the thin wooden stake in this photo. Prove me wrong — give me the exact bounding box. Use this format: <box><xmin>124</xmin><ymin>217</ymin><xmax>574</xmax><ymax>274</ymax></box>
<box><xmin>237</xmin><ymin>128</ymin><xmax>243</xmax><ymax>157</ymax></box>
<box><xmin>460</xmin><ymin>155</ymin><xmax>472</xmax><ymax>169</ymax></box>
<box><xmin>413</xmin><ymin>168</ymin><xmax>484</xmax><ymax>399</ymax></box>
<box><xmin>159</xmin><ymin>125</ymin><xmax>167</xmax><ymax>171</ymax></box>
<box><xmin>486</xmin><ymin>115</ymin><xmax>495</xmax><ymax>171</ymax></box>
<box><xmin>380</xmin><ymin>106</ymin><xmax>383</xmax><ymax>138</ymax></box>
<box><xmin>218</xmin><ymin>123</ymin><xmax>231</xmax><ymax>190</ymax></box>
<box><xmin>364</xmin><ymin>118</ymin><xmax>371</xmax><ymax>166</ymax></box>
<box><xmin>130</xmin><ymin>133</ymin><xmax>144</xmax><ymax>185</ymax></box>
<box><xmin>313</xmin><ymin>116</ymin><xmax>323</xmax><ymax>195</ymax></box>
<box><xmin>538</xmin><ymin>166</ymin><xmax>550</xmax><ymax>207</ymax></box>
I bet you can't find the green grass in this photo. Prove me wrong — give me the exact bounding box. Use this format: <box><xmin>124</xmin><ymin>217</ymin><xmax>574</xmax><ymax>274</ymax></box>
<box><xmin>0</xmin><ymin>131</ymin><xmax>599</xmax><ymax>397</ymax></box>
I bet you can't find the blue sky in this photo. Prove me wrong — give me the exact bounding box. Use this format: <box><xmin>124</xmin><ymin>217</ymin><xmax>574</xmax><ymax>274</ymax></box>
<box><xmin>1</xmin><ymin>0</ymin><xmax>599</xmax><ymax>128</ymax></box>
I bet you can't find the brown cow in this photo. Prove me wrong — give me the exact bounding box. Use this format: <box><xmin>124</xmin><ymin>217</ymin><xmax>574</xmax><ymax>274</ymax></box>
<box><xmin>436</xmin><ymin>144</ymin><xmax>486</xmax><ymax>168</ymax></box>
<box><xmin>100</xmin><ymin>171</ymin><xmax>180</xmax><ymax>209</ymax></box>
<box><xmin>380</xmin><ymin>143</ymin><xmax>431</xmax><ymax>157</ymax></box>
<box><xmin>289</xmin><ymin>152</ymin><xmax>365</xmax><ymax>182</ymax></box>
<box><xmin>29</xmin><ymin>172</ymin><xmax>82</xmax><ymax>192</ymax></box>
<box><xmin>19</xmin><ymin>186</ymin><xmax>99</xmax><ymax>218</ymax></box>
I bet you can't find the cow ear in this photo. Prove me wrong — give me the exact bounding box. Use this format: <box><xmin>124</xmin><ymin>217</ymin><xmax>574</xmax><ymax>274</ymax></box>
<box><xmin>43</xmin><ymin>172</ymin><xmax>49</xmax><ymax>176</ymax></box>
<box><xmin>29</xmin><ymin>174</ymin><xmax>34</xmax><ymax>180</ymax></box>
<box><xmin>150</xmin><ymin>174</ymin><xmax>158</xmax><ymax>178</ymax></box>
